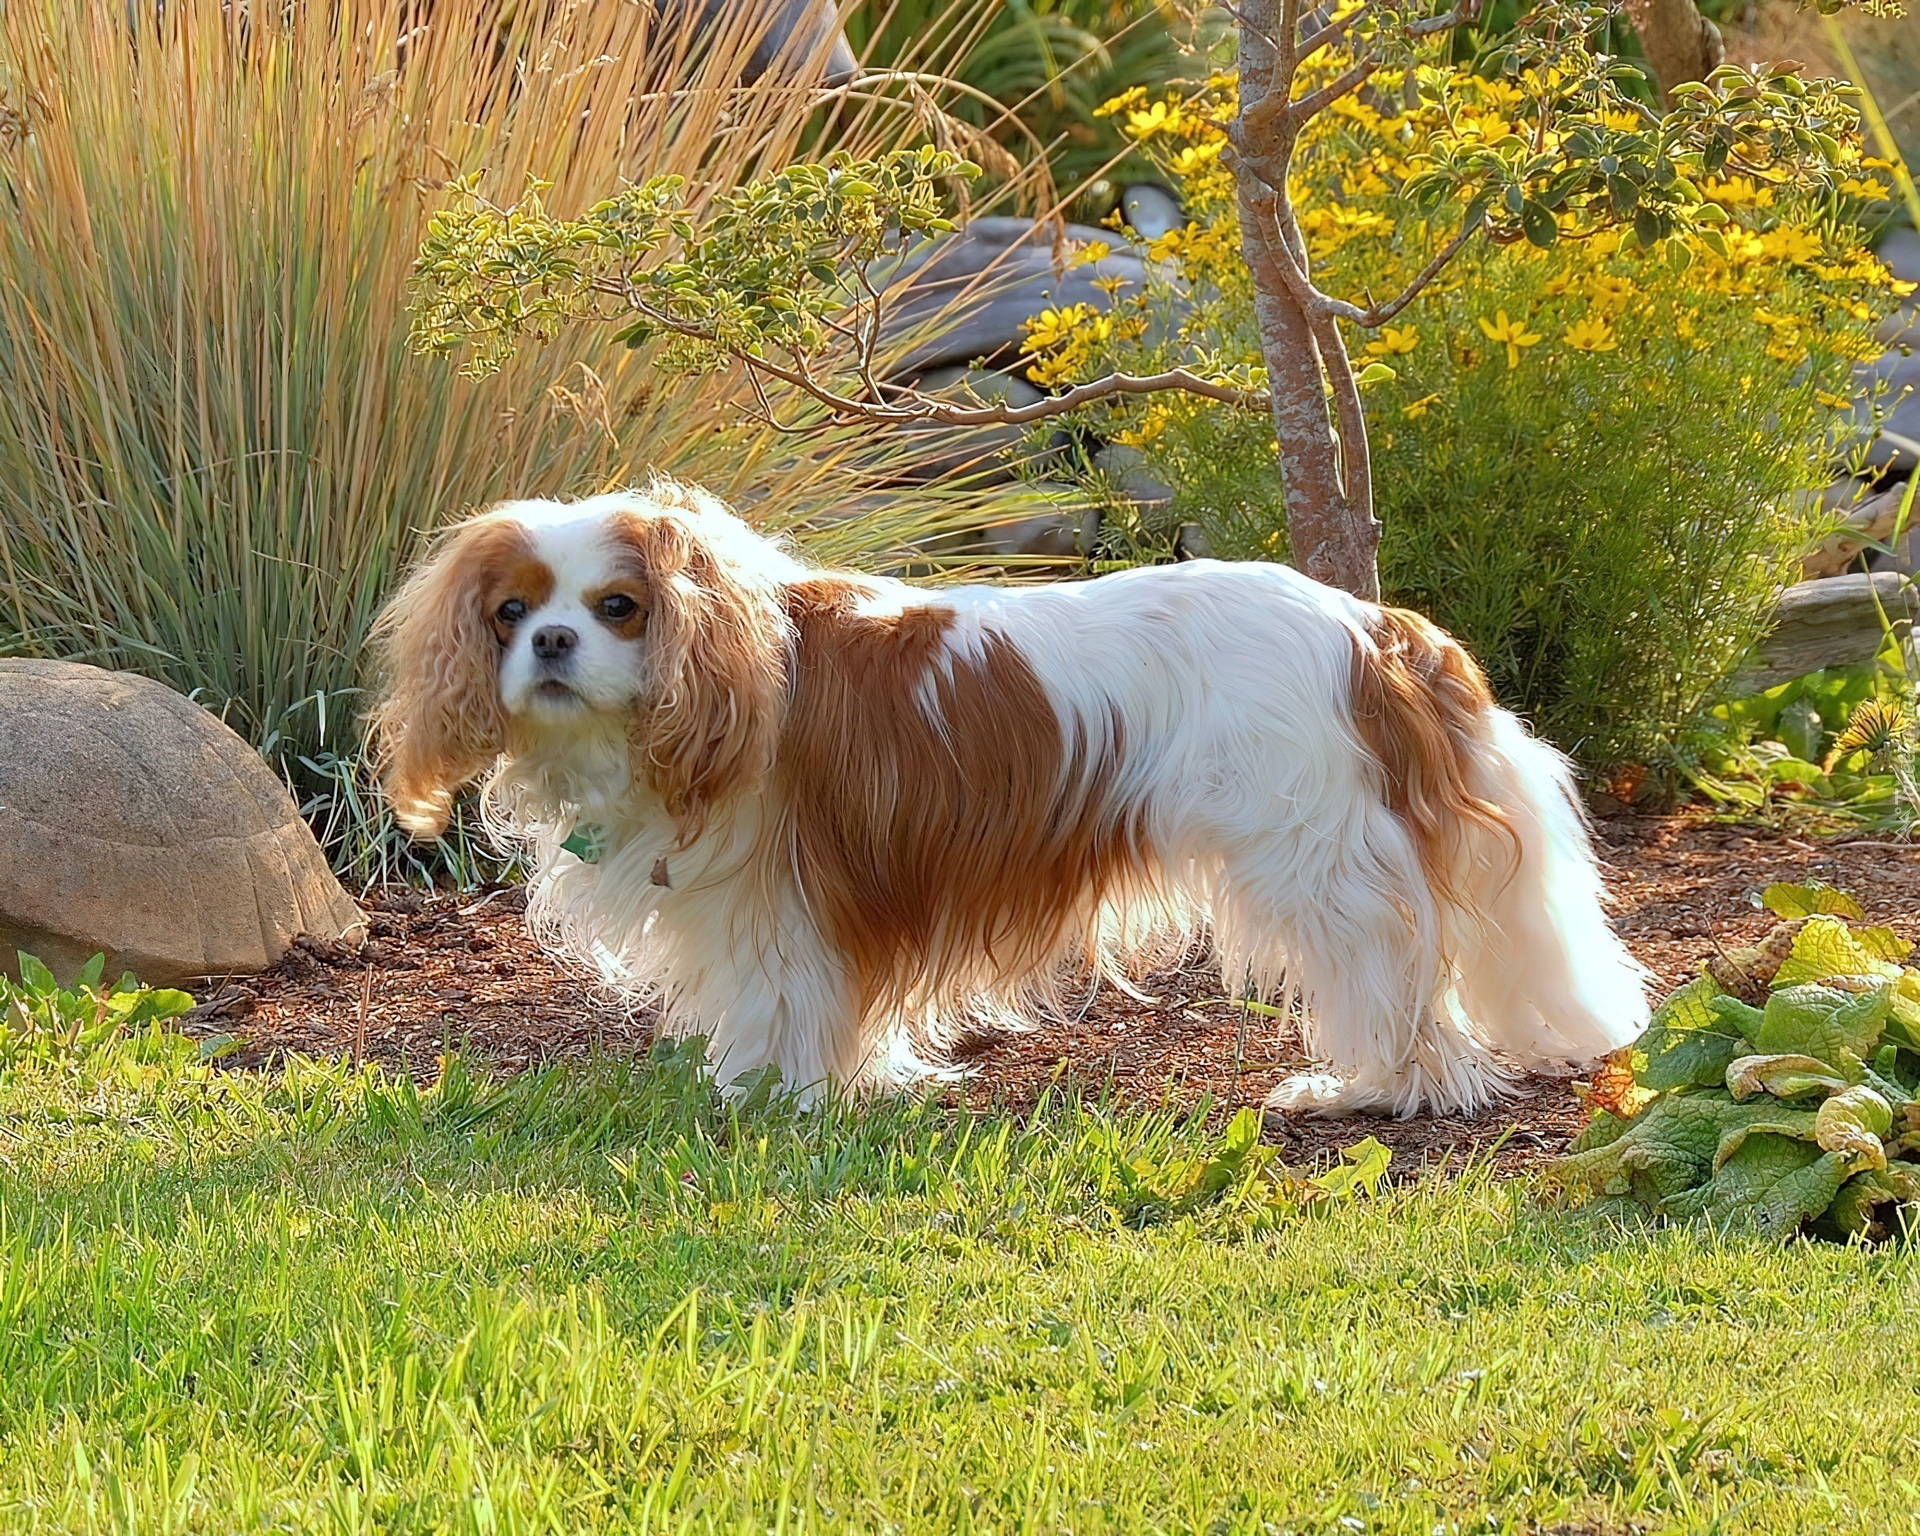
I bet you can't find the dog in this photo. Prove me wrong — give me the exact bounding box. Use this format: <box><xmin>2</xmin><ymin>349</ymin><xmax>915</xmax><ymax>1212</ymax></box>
<box><xmin>371</xmin><ymin>478</ymin><xmax>1648</xmax><ymax>1115</ymax></box>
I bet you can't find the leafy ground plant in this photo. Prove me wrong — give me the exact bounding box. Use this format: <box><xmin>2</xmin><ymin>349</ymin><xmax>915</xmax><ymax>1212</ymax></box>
<box><xmin>2</xmin><ymin>953</ymin><xmax>196</xmax><ymax>1074</ymax></box>
<box><xmin>1552</xmin><ymin>882</ymin><xmax>1920</xmax><ymax>1240</ymax></box>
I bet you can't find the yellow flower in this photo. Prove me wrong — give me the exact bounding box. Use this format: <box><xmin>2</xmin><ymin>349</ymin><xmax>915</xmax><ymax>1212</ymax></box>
<box><xmin>1401</xmin><ymin>392</ymin><xmax>1441</xmax><ymax>418</ymax></box>
<box><xmin>1585</xmin><ymin>274</ymin><xmax>1634</xmax><ymax>313</ymax></box>
<box><xmin>1168</xmin><ymin>141</ymin><xmax>1224</xmax><ymax>177</ymax></box>
<box><xmin>1020</xmin><ymin>304</ymin><xmax>1099</xmax><ymax>352</ymax></box>
<box><xmin>1562</xmin><ymin>316</ymin><xmax>1618</xmax><ymax>353</ymax></box>
<box><xmin>1126</xmin><ymin>100</ymin><xmax>1184</xmax><ymax>140</ymax></box>
<box><xmin>1365</xmin><ymin>324</ymin><xmax>1420</xmax><ymax>357</ymax></box>
<box><xmin>1477</xmin><ymin>310</ymin><xmax>1543</xmax><ymax>368</ymax></box>
<box><xmin>1069</xmin><ymin>240</ymin><xmax>1112</xmax><ymax>267</ymax></box>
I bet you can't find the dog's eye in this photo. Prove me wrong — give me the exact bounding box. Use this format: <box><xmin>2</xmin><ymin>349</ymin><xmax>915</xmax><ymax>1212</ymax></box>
<box><xmin>495</xmin><ymin>598</ymin><xmax>529</xmax><ymax>626</ymax></box>
<box><xmin>596</xmin><ymin>593</ymin><xmax>639</xmax><ymax>623</ymax></box>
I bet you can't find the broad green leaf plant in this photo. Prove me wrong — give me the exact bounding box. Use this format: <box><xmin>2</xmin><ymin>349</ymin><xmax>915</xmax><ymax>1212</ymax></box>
<box><xmin>2</xmin><ymin>952</ymin><xmax>197</xmax><ymax>1074</ymax></box>
<box><xmin>1552</xmin><ymin>884</ymin><xmax>1920</xmax><ymax>1241</ymax></box>
<box><xmin>410</xmin><ymin>0</ymin><xmax>1899</xmax><ymax>600</ymax></box>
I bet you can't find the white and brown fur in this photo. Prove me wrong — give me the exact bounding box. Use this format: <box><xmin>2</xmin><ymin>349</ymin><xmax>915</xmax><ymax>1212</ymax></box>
<box><xmin>372</xmin><ymin>478</ymin><xmax>1649</xmax><ymax>1115</ymax></box>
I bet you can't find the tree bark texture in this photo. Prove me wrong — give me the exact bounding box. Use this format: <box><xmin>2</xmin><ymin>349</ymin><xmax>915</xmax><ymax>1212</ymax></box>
<box><xmin>1232</xmin><ymin>0</ymin><xmax>1382</xmax><ymax>600</ymax></box>
<box><xmin>1621</xmin><ymin>0</ymin><xmax>1724</xmax><ymax>102</ymax></box>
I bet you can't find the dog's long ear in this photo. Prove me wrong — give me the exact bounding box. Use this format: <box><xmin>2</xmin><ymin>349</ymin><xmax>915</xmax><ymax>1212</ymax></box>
<box><xmin>613</xmin><ymin>509</ymin><xmax>788</xmax><ymax>841</ymax></box>
<box><xmin>370</xmin><ymin>518</ymin><xmax>524</xmax><ymax>837</ymax></box>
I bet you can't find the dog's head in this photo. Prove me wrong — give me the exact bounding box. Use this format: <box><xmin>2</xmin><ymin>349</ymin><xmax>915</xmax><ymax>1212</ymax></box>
<box><xmin>371</xmin><ymin>481</ymin><xmax>792</xmax><ymax>840</ymax></box>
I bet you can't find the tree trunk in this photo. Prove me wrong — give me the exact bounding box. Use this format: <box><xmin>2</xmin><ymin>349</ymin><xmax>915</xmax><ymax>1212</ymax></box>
<box><xmin>1621</xmin><ymin>0</ymin><xmax>1724</xmax><ymax>102</ymax></box>
<box><xmin>1232</xmin><ymin>3</ymin><xmax>1382</xmax><ymax>600</ymax></box>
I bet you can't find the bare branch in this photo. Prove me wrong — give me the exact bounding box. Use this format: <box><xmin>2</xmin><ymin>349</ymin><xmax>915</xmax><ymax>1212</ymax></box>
<box><xmin>1407</xmin><ymin>1</ymin><xmax>1477</xmax><ymax>36</ymax></box>
<box><xmin>1320</xmin><ymin>208</ymin><xmax>1486</xmax><ymax>326</ymax></box>
<box><xmin>1295</xmin><ymin>4</ymin><xmax>1371</xmax><ymax>61</ymax></box>
<box><xmin>914</xmin><ymin>367</ymin><xmax>1264</xmax><ymax>424</ymax></box>
<box><xmin>1288</xmin><ymin>55</ymin><xmax>1379</xmax><ymax>124</ymax></box>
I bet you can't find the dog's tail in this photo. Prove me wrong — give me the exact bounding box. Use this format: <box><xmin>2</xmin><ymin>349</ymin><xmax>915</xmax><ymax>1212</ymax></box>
<box><xmin>1350</xmin><ymin>607</ymin><xmax>1649</xmax><ymax>1066</ymax></box>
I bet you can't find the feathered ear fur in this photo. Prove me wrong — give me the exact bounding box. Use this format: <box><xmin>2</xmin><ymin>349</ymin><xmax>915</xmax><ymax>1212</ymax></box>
<box><xmin>370</xmin><ymin>517</ymin><xmax>528</xmax><ymax>837</ymax></box>
<box><xmin>610</xmin><ymin>499</ymin><xmax>789</xmax><ymax>842</ymax></box>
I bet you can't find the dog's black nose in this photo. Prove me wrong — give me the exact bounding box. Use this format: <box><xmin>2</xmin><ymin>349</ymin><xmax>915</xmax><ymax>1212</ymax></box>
<box><xmin>531</xmin><ymin>625</ymin><xmax>578</xmax><ymax>663</ymax></box>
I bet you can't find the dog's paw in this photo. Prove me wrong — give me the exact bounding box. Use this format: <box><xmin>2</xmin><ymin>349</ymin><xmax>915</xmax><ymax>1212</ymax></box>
<box><xmin>1263</xmin><ymin>1071</ymin><xmax>1388</xmax><ymax>1118</ymax></box>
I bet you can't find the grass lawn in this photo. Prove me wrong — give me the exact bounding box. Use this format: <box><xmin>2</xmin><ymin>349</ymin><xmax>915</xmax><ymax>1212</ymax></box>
<box><xmin>3</xmin><ymin>1021</ymin><xmax>1918</xmax><ymax>1535</ymax></box>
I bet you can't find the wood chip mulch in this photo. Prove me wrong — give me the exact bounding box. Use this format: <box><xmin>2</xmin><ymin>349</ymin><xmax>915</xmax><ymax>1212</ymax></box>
<box><xmin>184</xmin><ymin>814</ymin><xmax>1920</xmax><ymax>1176</ymax></box>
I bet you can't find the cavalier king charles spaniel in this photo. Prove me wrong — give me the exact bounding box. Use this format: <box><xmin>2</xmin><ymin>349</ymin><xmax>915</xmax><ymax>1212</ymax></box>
<box><xmin>372</xmin><ymin>478</ymin><xmax>1647</xmax><ymax>1116</ymax></box>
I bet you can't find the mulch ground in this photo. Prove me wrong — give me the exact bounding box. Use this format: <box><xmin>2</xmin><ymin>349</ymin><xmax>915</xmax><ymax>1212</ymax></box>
<box><xmin>184</xmin><ymin>813</ymin><xmax>1920</xmax><ymax>1176</ymax></box>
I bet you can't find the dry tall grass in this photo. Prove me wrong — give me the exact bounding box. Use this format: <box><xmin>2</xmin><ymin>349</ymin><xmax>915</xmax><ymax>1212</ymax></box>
<box><xmin>0</xmin><ymin>0</ymin><xmax>1001</xmax><ymax>783</ymax></box>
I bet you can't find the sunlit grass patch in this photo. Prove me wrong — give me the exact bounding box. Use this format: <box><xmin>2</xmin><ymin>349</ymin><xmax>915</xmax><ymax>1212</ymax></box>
<box><xmin>0</xmin><ymin>979</ymin><xmax>1915</xmax><ymax>1533</ymax></box>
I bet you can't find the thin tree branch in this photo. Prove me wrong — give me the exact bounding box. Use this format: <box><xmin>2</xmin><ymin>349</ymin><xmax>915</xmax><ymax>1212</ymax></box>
<box><xmin>1288</xmin><ymin>55</ymin><xmax>1379</xmax><ymax>124</ymax></box>
<box><xmin>1407</xmin><ymin>0</ymin><xmax>1479</xmax><ymax>36</ymax></box>
<box><xmin>1319</xmin><ymin>209</ymin><xmax>1486</xmax><ymax>326</ymax></box>
<box><xmin>611</xmin><ymin>289</ymin><xmax>1267</xmax><ymax>425</ymax></box>
<box><xmin>1295</xmin><ymin>3</ymin><xmax>1371</xmax><ymax>61</ymax></box>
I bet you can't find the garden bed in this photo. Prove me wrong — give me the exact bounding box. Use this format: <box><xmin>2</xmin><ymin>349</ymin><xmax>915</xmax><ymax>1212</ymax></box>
<box><xmin>191</xmin><ymin>814</ymin><xmax>1920</xmax><ymax>1176</ymax></box>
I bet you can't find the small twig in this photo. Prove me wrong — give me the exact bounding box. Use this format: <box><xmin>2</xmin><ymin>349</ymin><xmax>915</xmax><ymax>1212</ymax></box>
<box><xmin>1289</xmin><ymin>55</ymin><xmax>1380</xmax><ymax>125</ymax></box>
<box><xmin>354</xmin><ymin>964</ymin><xmax>373</xmax><ymax>1069</ymax></box>
<box><xmin>1320</xmin><ymin>209</ymin><xmax>1486</xmax><ymax>327</ymax></box>
<box><xmin>1296</xmin><ymin>3</ymin><xmax>1373</xmax><ymax>61</ymax></box>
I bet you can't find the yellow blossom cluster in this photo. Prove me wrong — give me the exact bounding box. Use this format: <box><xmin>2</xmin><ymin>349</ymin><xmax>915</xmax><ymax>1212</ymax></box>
<box><xmin>1019</xmin><ymin>57</ymin><xmax>1909</xmax><ymax>417</ymax></box>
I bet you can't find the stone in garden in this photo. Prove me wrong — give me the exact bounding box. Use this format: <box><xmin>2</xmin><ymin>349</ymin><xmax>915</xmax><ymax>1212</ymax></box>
<box><xmin>877</xmin><ymin>217</ymin><xmax>1152</xmax><ymax>375</ymax></box>
<box><xmin>1736</xmin><ymin>571</ymin><xmax>1920</xmax><ymax>690</ymax></box>
<box><xmin>0</xmin><ymin>659</ymin><xmax>366</xmax><ymax>987</ymax></box>
<box><xmin>1120</xmin><ymin>184</ymin><xmax>1185</xmax><ymax>241</ymax></box>
<box><xmin>689</xmin><ymin>0</ymin><xmax>855</xmax><ymax>83</ymax></box>
<box><xmin>1091</xmin><ymin>443</ymin><xmax>1176</xmax><ymax>514</ymax></box>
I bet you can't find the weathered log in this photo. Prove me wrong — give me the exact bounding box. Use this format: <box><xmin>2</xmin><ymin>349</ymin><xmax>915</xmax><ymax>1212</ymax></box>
<box><xmin>1735</xmin><ymin>571</ymin><xmax>1920</xmax><ymax>690</ymax></box>
<box><xmin>1801</xmin><ymin>484</ymin><xmax>1912</xmax><ymax>579</ymax></box>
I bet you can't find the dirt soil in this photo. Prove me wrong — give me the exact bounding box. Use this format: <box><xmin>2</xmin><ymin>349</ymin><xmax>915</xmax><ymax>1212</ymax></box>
<box><xmin>186</xmin><ymin>814</ymin><xmax>1920</xmax><ymax>1175</ymax></box>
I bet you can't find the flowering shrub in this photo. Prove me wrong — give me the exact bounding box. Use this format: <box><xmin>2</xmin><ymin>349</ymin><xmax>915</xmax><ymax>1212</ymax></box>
<box><xmin>1024</xmin><ymin>65</ymin><xmax>1912</xmax><ymax>770</ymax></box>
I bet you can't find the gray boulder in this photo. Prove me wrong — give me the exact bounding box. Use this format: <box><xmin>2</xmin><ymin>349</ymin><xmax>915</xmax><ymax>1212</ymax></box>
<box><xmin>0</xmin><ymin>659</ymin><xmax>366</xmax><ymax>987</ymax></box>
<box><xmin>878</xmin><ymin>217</ymin><xmax>1153</xmax><ymax>375</ymax></box>
<box><xmin>1120</xmin><ymin>184</ymin><xmax>1185</xmax><ymax>241</ymax></box>
<box><xmin>688</xmin><ymin>0</ymin><xmax>856</xmax><ymax>83</ymax></box>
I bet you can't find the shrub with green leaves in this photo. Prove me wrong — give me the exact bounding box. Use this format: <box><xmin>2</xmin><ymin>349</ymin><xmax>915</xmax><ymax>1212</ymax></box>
<box><xmin>1552</xmin><ymin>883</ymin><xmax>1920</xmax><ymax>1241</ymax></box>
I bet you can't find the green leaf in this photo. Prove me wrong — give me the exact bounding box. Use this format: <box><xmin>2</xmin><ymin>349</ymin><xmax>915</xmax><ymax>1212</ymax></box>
<box><xmin>1633</xmin><ymin>975</ymin><xmax>1745</xmax><ymax>1089</ymax></box>
<box><xmin>1815</xmin><ymin>1086</ymin><xmax>1892</xmax><ymax>1171</ymax></box>
<box><xmin>1726</xmin><ymin>1053</ymin><xmax>1848</xmax><ymax>1101</ymax></box>
<box><xmin>16</xmin><ymin>953</ymin><xmax>56</xmax><ymax>997</ymax></box>
<box><xmin>76</xmin><ymin>954</ymin><xmax>106</xmax><ymax>991</ymax></box>
<box><xmin>1712</xmin><ymin>1101</ymin><xmax>1822</xmax><ymax>1169</ymax></box>
<box><xmin>1676</xmin><ymin>1134</ymin><xmax>1850</xmax><ymax>1237</ymax></box>
<box><xmin>117</xmin><ymin>988</ymin><xmax>197</xmax><ymax>1027</ymax></box>
<box><xmin>1753</xmin><ymin>981</ymin><xmax>1891</xmax><ymax>1061</ymax></box>
<box><xmin>1829</xmin><ymin>1164</ymin><xmax>1920</xmax><ymax>1235</ymax></box>
<box><xmin>1354</xmin><ymin>362</ymin><xmax>1397</xmax><ymax>387</ymax></box>
<box><xmin>1520</xmin><ymin>199</ymin><xmax>1558</xmax><ymax>248</ymax></box>
<box><xmin>1311</xmin><ymin>1137</ymin><xmax>1391</xmax><ymax>1201</ymax></box>
<box><xmin>1771</xmin><ymin>917</ymin><xmax>1901</xmax><ymax>987</ymax></box>
<box><xmin>1760</xmin><ymin>883</ymin><xmax>1863</xmax><ymax>920</ymax></box>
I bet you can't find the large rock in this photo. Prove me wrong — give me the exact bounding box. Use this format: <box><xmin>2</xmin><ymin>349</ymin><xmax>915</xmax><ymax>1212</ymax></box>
<box><xmin>0</xmin><ymin>660</ymin><xmax>366</xmax><ymax>987</ymax></box>
<box><xmin>877</xmin><ymin>217</ymin><xmax>1154</xmax><ymax>375</ymax></box>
